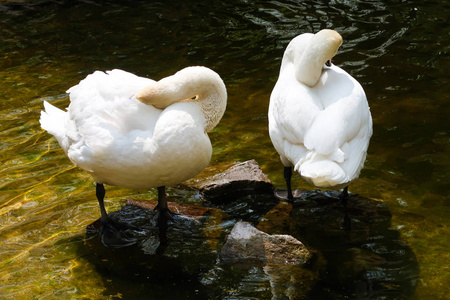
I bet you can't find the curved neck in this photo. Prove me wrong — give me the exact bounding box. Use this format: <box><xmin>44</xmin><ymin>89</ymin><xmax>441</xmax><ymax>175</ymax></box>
<box><xmin>279</xmin><ymin>33</ymin><xmax>313</xmax><ymax>77</ymax></box>
<box><xmin>136</xmin><ymin>66</ymin><xmax>227</xmax><ymax>132</ymax></box>
<box><xmin>295</xmin><ymin>45</ymin><xmax>325</xmax><ymax>87</ymax></box>
<box><xmin>283</xmin><ymin>29</ymin><xmax>342</xmax><ymax>87</ymax></box>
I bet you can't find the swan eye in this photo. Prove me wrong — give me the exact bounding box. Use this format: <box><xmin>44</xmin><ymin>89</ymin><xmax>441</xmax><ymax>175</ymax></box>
<box><xmin>325</xmin><ymin>60</ymin><xmax>332</xmax><ymax>67</ymax></box>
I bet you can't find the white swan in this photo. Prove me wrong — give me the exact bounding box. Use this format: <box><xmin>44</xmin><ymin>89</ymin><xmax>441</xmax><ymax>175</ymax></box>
<box><xmin>40</xmin><ymin>66</ymin><xmax>227</xmax><ymax>245</ymax></box>
<box><xmin>268</xmin><ymin>29</ymin><xmax>372</xmax><ymax>202</ymax></box>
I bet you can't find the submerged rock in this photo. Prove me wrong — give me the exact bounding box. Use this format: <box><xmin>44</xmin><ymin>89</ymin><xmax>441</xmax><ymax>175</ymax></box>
<box><xmin>257</xmin><ymin>200</ymin><xmax>294</xmax><ymax>234</ymax></box>
<box><xmin>86</xmin><ymin>202</ymin><xmax>225</xmax><ymax>251</ymax></box>
<box><xmin>218</xmin><ymin>221</ymin><xmax>322</xmax><ymax>299</ymax></box>
<box><xmin>187</xmin><ymin>159</ymin><xmax>273</xmax><ymax>200</ymax></box>
<box><xmin>220</xmin><ymin>221</ymin><xmax>311</xmax><ymax>265</ymax></box>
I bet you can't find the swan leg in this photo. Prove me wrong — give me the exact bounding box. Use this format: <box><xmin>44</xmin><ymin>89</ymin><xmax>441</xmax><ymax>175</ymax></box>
<box><xmin>95</xmin><ymin>183</ymin><xmax>143</xmax><ymax>248</ymax></box>
<box><xmin>339</xmin><ymin>186</ymin><xmax>349</xmax><ymax>207</ymax></box>
<box><xmin>284</xmin><ymin>166</ymin><xmax>294</xmax><ymax>200</ymax></box>
<box><xmin>96</xmin><ymin>183</ymin><xmax>108</xmax><ymax>222</ymax></box>
<box><xmin>154</xmin><ymin>186</ymin><xmax>175</xmax><ymax>229</ymax></box>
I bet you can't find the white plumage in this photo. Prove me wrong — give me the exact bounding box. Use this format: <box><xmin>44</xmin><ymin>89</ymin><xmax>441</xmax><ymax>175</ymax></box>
<box><xmin>40</xmin><ymin>66</ymin><xmax>227</xmax><ymax>245</ymax></box>
<box><xmin>41</xmin><ymin>67</ymin><xmax>226</xmax><ymax>189</ymax></box>
<box><xmin>268</xmin><ymin>29</ymin><xmax>372</xmax><ymax>197</ymax></box>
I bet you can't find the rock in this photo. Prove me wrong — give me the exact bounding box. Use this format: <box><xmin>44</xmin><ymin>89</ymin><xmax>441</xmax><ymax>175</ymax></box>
<box><xmin>82</xmin><ymin>165</ymin><xmax>418</xmax><ymax>299</ymax></box>
<box><xmin>126</xmin><ymin>198</ymin><xmax>211</xmax><ymax>217</ymax></box>
<box><xmin>263</xmin><ymin>263</ymin><xmax>319</xmax><ymax>300</ymax></box>
<box><xmin>219</xmin><ymin>221</ymin><xmax>321</xmax><ymax>299</ymax></box>
<box><xmin>220</xmin><ymin>221</ymin><xmax>266</xmax><ymax>261</ymax></box>
<box><xmin>338</xmin><ymin>248</ymin><xmax>386</xmax><ymax>282</ymax></box>
<box><xmin>187</xmin><ymin>160</ymin><xmax>273</xmax><ymax>200</ymax></box>
<box><xmin>86</xmin><ymin>200</ymin><xmax>229</xmax><ymax>253</ymax></box>
<box><xmin>257</xmin><ymin>200</ymin><xmax>293</xmax><ymax>234</ymax></box>
<box><xmin>220</xmin><ymin>221</ymin><xmax>311</xmax><ymax>265</ymax></box>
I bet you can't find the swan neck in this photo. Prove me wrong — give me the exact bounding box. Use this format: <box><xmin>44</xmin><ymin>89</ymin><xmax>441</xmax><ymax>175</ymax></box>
<box><xmin>294</xmin><ymin>29</ymin><xmax>342</xmax><ymax>87</ymax></box>
<box><xmin>136</xmin><ymin>66</ymin><xmax>227</xmax><ymax>132</ymax></box>
<box><xmin>192</xmin><ymin>70</ymin><xmax>227</xmax><ymax>132</ymax></box>
<box><xmin>295</xmin><ymin>52</ymin><xmax>323</xmax><ymax>87</ymax></box>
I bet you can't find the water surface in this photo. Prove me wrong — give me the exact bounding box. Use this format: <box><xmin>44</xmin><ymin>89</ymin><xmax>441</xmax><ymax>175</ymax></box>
<box><xmin>0</xmin><ymin>0</ymin><xmax>449</xmax><ymax>299</ymax></box>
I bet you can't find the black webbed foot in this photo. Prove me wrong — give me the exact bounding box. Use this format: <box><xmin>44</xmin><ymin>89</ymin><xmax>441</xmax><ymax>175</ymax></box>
<box><xmin>94</xmin><ymin>182</ymin><xmax>146</xmax><ymax>248</ymax></box>
<box><xmin>98</xmin><ymin>216</ymin><xmax>147</xmax><ymax>248</ymax></box>
<box><xmin>153</xmin><ymin>205</ymin><xmax>176</xmax><ymax>229</ymax></box>
<box><xmin>274</xmin><ymin>188</ymin><xmax>305</xmax><ymax>202</ymax></box>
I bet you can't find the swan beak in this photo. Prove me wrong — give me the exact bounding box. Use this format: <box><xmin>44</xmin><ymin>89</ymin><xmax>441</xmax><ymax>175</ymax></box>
<box><xmin>325</xmin><ymin>59</ymin><xmax>332</xmax><ymax>67</ymax></box>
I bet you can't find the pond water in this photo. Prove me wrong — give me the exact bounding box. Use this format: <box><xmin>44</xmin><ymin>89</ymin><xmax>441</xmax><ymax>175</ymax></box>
<box><xmin>0</xmin><ymin>0</ymin><xmax>448</xmax><ymax>299</ymax></box>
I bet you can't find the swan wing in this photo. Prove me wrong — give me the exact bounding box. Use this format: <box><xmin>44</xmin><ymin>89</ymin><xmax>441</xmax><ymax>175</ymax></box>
<box><xmin>269</xmin><ymin>70</ymin><xmax>321</xmax><ymax>168</ymax></box>
<box><xmin>63</xmin><ymin>70</ymin><xmax>160</xmax><ymax>171</ymax></box>
<box><xmin>304</xmin><ymin>67</ymin><xmax>371</xmax><ymax>161</ymax></box>
<box><xmin>300</xmin><ymin>67</ymin><xmax>372</xmax><ymax>186</ymax></box>
<box><xmin>271</xmin><ymin>75</ymin><xmax>321</xmax><ymax>145</ymax></box>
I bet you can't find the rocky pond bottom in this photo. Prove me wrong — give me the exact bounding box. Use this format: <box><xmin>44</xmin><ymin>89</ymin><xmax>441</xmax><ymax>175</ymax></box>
<box><xmin>79</xmin><ymin>161</ymin><xmax>419</xmax><ymax>299</ymax></box>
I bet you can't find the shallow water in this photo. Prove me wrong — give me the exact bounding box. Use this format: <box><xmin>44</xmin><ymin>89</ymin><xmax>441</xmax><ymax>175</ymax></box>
<box><xmin>0</xmin><ymin>0</ymin><xmax>449</xmax><ymax>299</ymax></box>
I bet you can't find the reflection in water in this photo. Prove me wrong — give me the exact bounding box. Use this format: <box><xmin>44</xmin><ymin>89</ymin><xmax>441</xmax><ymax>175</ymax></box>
<box><xmin>289</xmin><ymin>191</ymin><xmax>419</xmax><ymax>299</ymax></box>
<box><xmin>77</xmin><ymin>192</ymin><xmax>419</xmax><ymax>299</ymax></box>
<box><xmin>80</xmin><ymin>205</ymin><xmax>216</xmax><ymax>299</ymax></box>
<box><xmin>216</xmin><ymin>191</ymin><xmax>419</xmax><ymax>299</ymax></box>
<box><xmin>0</xmin><ymin>0</ymin><xmax>448</xmax><ymax>298</ymax></box>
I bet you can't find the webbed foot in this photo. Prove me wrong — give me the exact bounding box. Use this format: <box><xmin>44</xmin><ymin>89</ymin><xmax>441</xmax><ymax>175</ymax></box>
<box><xmin>274</xmin><ymin>188</ymin><xmax>305</xmax><ymax>202</ymax></box>
<box><xmin>98</xmin><ymin>217</ymin><xmax>147</xmax><ymax>248</ymax></box>
<box><xmin>153</xmin><ymin>204</ymin><xmax>176</xmax><ymax>229</ymax></box>
<box><xmin>94</xmin><ymin>182</ymin><xmax>146</xmax><ymax>248</ymax></box>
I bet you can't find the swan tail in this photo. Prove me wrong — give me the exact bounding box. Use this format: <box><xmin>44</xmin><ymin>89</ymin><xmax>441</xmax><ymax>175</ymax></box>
<box><xmin>40</xmin><ymin>101</ymin><xmax>68</xmax><ymax>144</ymax></box>
<box><xmin>296</xmin><ymin>152</ymin><xmax>348</xmax><ymax>188</ymax></box>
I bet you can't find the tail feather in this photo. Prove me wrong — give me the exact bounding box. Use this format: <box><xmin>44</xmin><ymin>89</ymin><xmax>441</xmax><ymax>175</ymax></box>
<box><xmin>40</xmin><ymin>101</ymin><xmax>67</xmax><ymax>145</ymax></box>
<box><xmin>296</xmin><ymin>152</ymin><xmax>348</xmax><ymax>188</ymax></box>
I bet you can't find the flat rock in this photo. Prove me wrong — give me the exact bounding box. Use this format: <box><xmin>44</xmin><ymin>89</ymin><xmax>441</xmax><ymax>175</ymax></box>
<box><xmin>126</xmin><ymin>198</ymin><xmax>211</xmax><ymax>217</ymax></box>
<box><xmin>187</xmin><ymin>160</ymin><xmax>273</xmax><ymax>200</ymax></box>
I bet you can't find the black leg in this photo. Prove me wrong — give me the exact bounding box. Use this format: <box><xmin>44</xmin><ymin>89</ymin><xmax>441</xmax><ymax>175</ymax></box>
<box><xmin>340</xmin><ymin>186</ymin><xmax>352</xmax><ymax>230</ymax></box>
<box><xmin>339</xmin><ymin>186</ymin><xmax>349</xmax><ymax>207</ymax></box>
<box><xmin>94</xmin><ymin>182</ymin><xmax>145</xmax><ymax>248</ymax></box>
<box><xmin>156</xmin><ymin>186</ymin><xmax>168</xmax><ymax>212</ymax></box>
<box><xmin>96</xmin><ymin>183</ymin><xmax>108</xmax><ymax>222</ymax></box>
<box><xmin>154</xmin><ymin>186</ymin><xmax>174</xmax><ymax>228</ymax></box>
<box><xmin>284</xmin><ymin>166</ymin><xmax>294</xmax><ymax>200</ymax></box>
<box><xmin>154</xmin><ymin>186</ymin><xmax>174</xmax><ymax>245</ymax></box>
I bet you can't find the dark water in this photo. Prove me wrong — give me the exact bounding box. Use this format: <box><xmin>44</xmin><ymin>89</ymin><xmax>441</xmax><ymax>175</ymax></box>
<box><xmin>0</xmin><ymin>0</ymin><xmax>448</xmax><ymax>299</ymax></box>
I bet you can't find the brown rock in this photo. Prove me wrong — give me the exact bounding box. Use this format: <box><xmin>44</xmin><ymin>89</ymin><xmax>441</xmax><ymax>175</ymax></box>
<box><xmin>126</xmin><ymin>198</ymin><xmax>210</xmax><ymax>217</ymax></box>
<box><xmin>220</xmin><ymin>221</ymin><xmax>311</xmax><ymax>265</ymax></box>
<box><xmin>257</xmin><ymin>200</ymin><xmax>294</xmax><ymax>234</ymax></box>
<box><xmin>187</xmin><ymin>160</ymin><xmax>273</xmax><ymax>200</ymax></box>
<box><xmin>219</xmin><ymin>221</ymin><xmax>320</xmax><ymax>299</ymax></box>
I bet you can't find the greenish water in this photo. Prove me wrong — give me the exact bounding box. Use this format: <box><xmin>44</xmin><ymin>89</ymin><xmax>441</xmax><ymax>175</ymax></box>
<box><xmin>0</xmin><ymin>0</ymin><xmax>448</xmax><ymax>299</ymax></box>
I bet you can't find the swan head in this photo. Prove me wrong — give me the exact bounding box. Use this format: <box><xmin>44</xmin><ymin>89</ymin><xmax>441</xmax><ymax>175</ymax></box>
<box><xmin>135</xmin><ymin>69</ymin><xmax>193</xmax><ymax>109</ymax></box>
<box><xmin>136</xmin><ymin>66</ymin><xmax>227</xmax><ymax>132</ymax></box>
<box><xmin>294</xmin><ymin>29</ymin><xmax>343</xmax><ymax>87</ymax></box>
